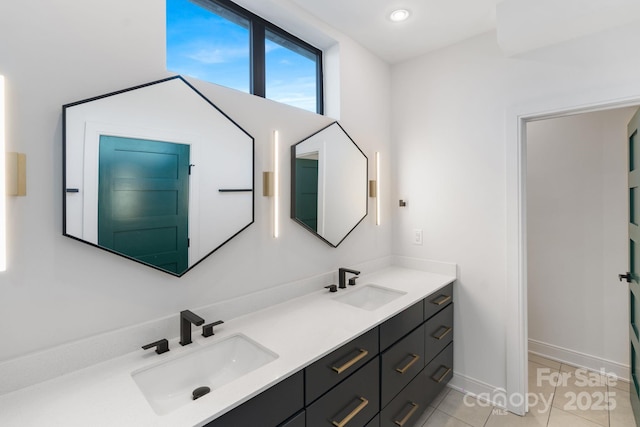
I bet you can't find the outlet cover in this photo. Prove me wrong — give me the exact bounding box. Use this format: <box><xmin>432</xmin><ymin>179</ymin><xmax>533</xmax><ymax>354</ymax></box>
<box><xmin>413</xmin><ymin>229</ymin><xmax>423</xmax><ymax>245</ymax></box>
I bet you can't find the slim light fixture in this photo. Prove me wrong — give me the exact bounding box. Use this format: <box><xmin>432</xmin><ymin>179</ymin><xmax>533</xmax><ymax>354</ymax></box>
<box><xmin>375</xmin><ymin>151</ymin><xmax>381</xmax><ymax>225</ymax></box>
<box><xmin>369</xmin><ymin>151</ymin><xmax>381</xmax><ymax>226</ymax></box>
<box><xmin>273</xmin><ymin>130</ymin><xmax>280</xmax><ymax>238</ymax></box>
<box><xmin>263</xmin><ymin>130</ymin><xmax>280</xmax><ymax>238</ymax></box>
<box><xmin>0</xmin><ymin>75</ymin><xmax>6</xmax><ymax>271</ymax></box>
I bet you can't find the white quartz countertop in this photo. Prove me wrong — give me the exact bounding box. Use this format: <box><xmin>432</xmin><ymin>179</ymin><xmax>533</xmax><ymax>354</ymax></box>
<box><xmin>0</xmin><ymin>267</ymin><xmax>455</xmax><ymax>427</ymax></box>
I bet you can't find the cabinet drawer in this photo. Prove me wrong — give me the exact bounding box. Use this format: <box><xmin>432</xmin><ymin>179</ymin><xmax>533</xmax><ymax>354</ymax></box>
<box><xmin>422</xmin><ymin>342</ymin><xmax>454</xmax><ymax>405</ymax></box>
<box><xmin>306</xmin><ymin>357</ymin><xmax>380</xmax><ymax>427</ymax></box>
<box><xmin>381</xmin><ymin>324</ymin><xmax>425</xmax><ymax>407</ymax></box>
<box><xmin>424</xmin><ymin>283</ymin><xmax>453</xmax><ymax>321</ymax></box>
<box><xmin>379</xmin><ymin>301</ymin><xmax>423</xmax><ymax>351</ymax></box>
<box><xmin>424</xmin><ymin>303</ymin><xmax>453</xmax><ymax>365</ymax></box>
<box><xmin>306</xmin><ymin>327</ymin><xmax>378</xmax><ymax>405</ymax></box>
<box><xmin>280</xmin><ymin>410</ymin><xmax>305</xmax><ymax>427</ymax></box>
<box><xmin>205</xmin><ymin>371</ymin><xmax>303</xmax><ymax>427</ymax></box>
<box><xmin>379</xmin><ymin>371</ymin><xmax>429</xmax><ymax>427</ymax></box>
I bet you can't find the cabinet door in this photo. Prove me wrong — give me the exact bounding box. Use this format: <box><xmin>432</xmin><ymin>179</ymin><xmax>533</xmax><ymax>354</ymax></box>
<box><xmin>305</xmin><ymin>327</ymin><xmax>378</xmax><ymax>404</ymax></box>
<box><xmin>424</xmin><ymin>303</ymin><xmax>453</xmax><ymax>365</ymax></box>
<box><xmin>306</xmin><ymin>358</ymin><xmax>380</xmax><ymax>427</ymax></box>
<box><xmin>380</xmin><ymin>343</ymin><xmax>453</xmax><ymax>427</ymax></box>
<box><xmin>422</xmin><ymin>342</ymin><xmax>454</xmax><ymax>405</ymax></box>
<box><xmin>204</xmin><ymin>371</ymin><xmax>303</xmax><ymax>427</ymax></box>
<box><xmin>424</xmin><ymin>283</ymin><xmax>453</xmax><ymax>321</ymax></box>
<box><xmin>381</xmin><ymin>325</ymin><xmax>425</xmax><ymax>407</ymax></box>
<box><xmin>380</xmin><ymin>374</ymin><xmax>428</xmax><ymax>427</ymax></box>
<box><xmin>379</xmin><ymin>301</ymin><xmax>423</xmax><ymax>351</ymax></box>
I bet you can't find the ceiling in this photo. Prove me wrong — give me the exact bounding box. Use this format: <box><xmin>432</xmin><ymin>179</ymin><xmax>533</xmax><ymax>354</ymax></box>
<box><xmin>288</xmin><ymin>0</ymin><xmax>504</xmax><ymax>63</ymax></box>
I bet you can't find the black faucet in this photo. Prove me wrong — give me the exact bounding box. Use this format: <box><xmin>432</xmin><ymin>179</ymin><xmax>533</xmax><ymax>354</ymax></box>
<box><xmin>338</xmin><ymin>268</ymin><xmax>361</xmax><ymax>289</ymax></box>
<box><xmin>180</xmin><ymin>310</ymin><xmax>205</xmax><ymax>346</ymax></box>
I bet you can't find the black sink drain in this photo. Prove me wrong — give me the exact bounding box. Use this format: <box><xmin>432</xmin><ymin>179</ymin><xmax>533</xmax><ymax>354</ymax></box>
<box><xmin>192</xmin><ymin>386</ymin><xmax>211</xmax><ymax>400</ymax></box>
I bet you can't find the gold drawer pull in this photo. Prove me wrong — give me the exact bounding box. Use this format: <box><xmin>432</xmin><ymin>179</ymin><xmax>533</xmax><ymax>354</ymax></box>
<box><xmin>395</xmin><ymin>353</ymin><xmax>420</xmax><ymax>374</ymax></box>
<box><xmin>331</xmin><ymin>349</ymin><xmax>369</xmax><ymax>374</ymax></box>
<box><xmin>432</xmin><ymin>326</ymin><xmax>452</xmax><ymax>340</ymax></box>
<box><xmin>430</xmin><ymin>294</ymin><xmax>451</xmax><ymax>306</ymax></box>
<box><xmin>394</xmin><ymin>402</ymin><xmax>419</xmax><ymax>427</ymax></box>
<box><xmin>432</xmin><ymin>365</ymin><xmax>452</xmax><ymax>383</ymax></box>
<box><xmin>331</xmin><ymin>397</ymin><xmax>369</xmax><ymax>427</ymax></box>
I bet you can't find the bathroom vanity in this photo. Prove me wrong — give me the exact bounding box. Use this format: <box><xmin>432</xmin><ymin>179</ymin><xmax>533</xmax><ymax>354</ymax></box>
<box><xmin>207</xmin><ymin>283</ymin><xmax>454</xmax><ymax>427</ymax></box>
<box><xmin>0</xmin><ymin>266</ymin><xmax>455</xmax><ymax>427</ymax></box>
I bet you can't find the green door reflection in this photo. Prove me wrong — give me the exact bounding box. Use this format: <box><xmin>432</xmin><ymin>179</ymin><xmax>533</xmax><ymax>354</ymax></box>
<box><xmin>98</xmin><ymin>136</ymin><xmax>190</xmax><ymax>274</ymax></box>
<box><xmin>295</xmin><ymin>158</ymin><xmax>318</xmax><ymax>231</ymax></box>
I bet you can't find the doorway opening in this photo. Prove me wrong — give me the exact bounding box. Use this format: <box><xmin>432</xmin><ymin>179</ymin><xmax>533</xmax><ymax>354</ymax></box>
<box><xmin>524</xmin><ymin>108</ymin><xmax>634</xmax><ymax>424</ymax></box>
<box><xmin>505</xmin><ymin>93</ymin><xmax>640</xmax><ymax>418</ymax></box>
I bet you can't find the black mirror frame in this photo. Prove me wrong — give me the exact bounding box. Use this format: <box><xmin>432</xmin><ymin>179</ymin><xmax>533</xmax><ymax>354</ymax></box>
<box><xmin>62</xmin><ymin>75</ymin><xmax>255</xmax><ymax>277</ymax></box>
<box><xmin>290</xmin><ymin>121</ymin><xmax>368</xmax><ymax>248</ymax></box>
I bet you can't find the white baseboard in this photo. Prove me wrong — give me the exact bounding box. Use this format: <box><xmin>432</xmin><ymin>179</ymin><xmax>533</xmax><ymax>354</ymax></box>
<box><xmin>449</xmin><ymin>372</ymin><xmax>509</xmax><ymax>410</ymax></box>
<box><xmin>528</xmin><ymin>339</ymin><xmax>630</xmax><ymax>382</ymax></box>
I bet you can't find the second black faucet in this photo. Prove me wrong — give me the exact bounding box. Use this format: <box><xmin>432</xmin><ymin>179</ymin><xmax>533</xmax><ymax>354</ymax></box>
<box><xmin>338</xmin><ymin>267</ymin><xmax>360</xmax><ymax>289</ymax></box>
<box><xmin>180</xmin><ymin>310</ymin><xmax>204</xmax><ymax>346</ymax></box>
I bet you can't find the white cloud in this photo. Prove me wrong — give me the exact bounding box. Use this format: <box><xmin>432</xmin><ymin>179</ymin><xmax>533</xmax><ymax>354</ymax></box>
<box><xmin>267</xmin><ymin>76</ymin><xmax>317</xmax><ymax>112</ymax></box>
<box><xmin>186</xmin><ymin>46</ymin><xmax>248</xmax><ymax>64</ymax></box>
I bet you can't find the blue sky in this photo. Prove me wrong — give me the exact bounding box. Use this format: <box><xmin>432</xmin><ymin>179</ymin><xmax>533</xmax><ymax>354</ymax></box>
<box><xmin>166</xmin><ymin>0</ymin><xmax>318</xmax><ymax>112</ymax></box>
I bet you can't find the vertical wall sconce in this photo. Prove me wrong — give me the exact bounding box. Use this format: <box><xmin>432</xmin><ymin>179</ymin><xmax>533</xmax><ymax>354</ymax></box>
<box><xmin>263</xmin><ymin>130</ymin><xmax>279</xmax><ymax>238</ymax></box>
<box><xmin>369</xmin><ymin>151</ymin><xmax>381</xmax><ymax>226</ymax></box>
<box><xmin>0</xmin><ymin>75</ymin><xmax>6</xmax><ymax>271</ymax></box>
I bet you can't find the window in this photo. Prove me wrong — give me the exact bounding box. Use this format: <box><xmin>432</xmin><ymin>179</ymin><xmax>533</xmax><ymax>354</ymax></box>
<box><xmin>167</xmin><ymin>0</ymin><xmax>323</xmax><ymax>114</ymax></box>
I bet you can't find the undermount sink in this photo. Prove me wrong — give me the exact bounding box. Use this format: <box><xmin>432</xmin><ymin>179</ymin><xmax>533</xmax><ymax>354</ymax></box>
<box><xmin>333</xmin><ymin>284</ymin><xmax>406</xmax><ymax>311</ymax></box>
<box><xmin>132</xmin><ymin>334</ymin><xmax>278</xmax><ymax>415</ymax></box>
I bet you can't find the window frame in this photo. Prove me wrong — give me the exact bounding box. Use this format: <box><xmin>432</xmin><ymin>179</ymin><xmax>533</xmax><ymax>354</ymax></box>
<box><xmin>186</xmin><ymin>0</ymin><xmax>324</xmax><ymax>114</ymax></box>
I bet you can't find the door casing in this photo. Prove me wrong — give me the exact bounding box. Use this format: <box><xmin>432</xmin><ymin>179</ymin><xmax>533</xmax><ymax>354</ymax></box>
<box><xmin>506</xmin><ymin>92</ymin><xmax>640</xmax><ymax>415</ymax></box>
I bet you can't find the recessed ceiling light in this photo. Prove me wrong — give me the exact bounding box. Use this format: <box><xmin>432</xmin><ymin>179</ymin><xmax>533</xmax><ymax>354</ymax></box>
<box><xmin>389</xmin><ymin>9</ymin><xmax>410</xmax><ymax>22</ymax></box>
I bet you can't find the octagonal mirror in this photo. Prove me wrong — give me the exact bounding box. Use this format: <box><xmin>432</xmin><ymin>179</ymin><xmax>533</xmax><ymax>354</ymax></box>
<box><xmin>291</xmin><ymin>122</ymin><xmax>367</xmax><ymax>247</ymax></box>
<box><xmin>63</xmin><ymin>76</ymin><xmax>254</xmax><ymax>276</ymax></box>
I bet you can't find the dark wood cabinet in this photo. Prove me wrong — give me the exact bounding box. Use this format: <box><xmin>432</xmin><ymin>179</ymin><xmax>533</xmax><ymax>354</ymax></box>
<box><xmin>365</xmin><ymin>414</ymin><xmax>380</xmax><ymax>427</ymax></box>
<box><xmin>379</xmin><ymin>284</ymin><xmax>454</xmax><ymax>427</ymax></box>
<box><xmin>204</xmin><ymin>371</ymin><xmax>304</xmax><ymax>427</ymax></box>
<box><xmin>379</xmin><ymin>301</ymin><xmax>423</xmax><ymax>351</ymax></box>
<box><xmin>205</xmin><ymin>282</ymin><xmax>454</xmax><ymax>427</ymax></box>
<box><xmin>305</xmin><ymin>327</ymin><xmax>378</xmax><ymax>405</ymax></box>
<box><xmin>421</xmin><ymin>342</ymin><xmax>454</xmax><ymax>405</ymax></box>
<box><xmin>380</xmin><ymin>324</ymin><xmax>425</xmax><ymax>407</ymax></box>
<box><xmin>280</xmin><ymin>411</ymin><xmax>305</xmax><ymax>427</ymax></box>
<box><xmin>424</xmin><ymin>282</ymin><xmax>453</xmax><ymax>321</ymax></box>
<box><xmin>380</xmin><ymin>368</ymin><xmax>429</xmax><ymax>427</ymax></box>
<box><xmin>306</xmin><ymin>358</ymin><xmax>380</xmax><ymax>427</ymax></box>
<box><xmin>424</xmin><ymin>303</ymin><xmax>453</xmax><ymax>365</ymax></box>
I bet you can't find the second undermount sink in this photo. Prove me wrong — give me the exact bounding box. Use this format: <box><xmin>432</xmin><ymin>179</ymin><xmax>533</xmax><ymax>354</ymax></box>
<box><xmin>132</xmin><ymin>334</ymin><xmax>278</xmax><ymax>416</ymax></box>
<box><xmin>333</xmin><ymin>284</ymin><xmax>406</xmax><ymax>311</ymax></box>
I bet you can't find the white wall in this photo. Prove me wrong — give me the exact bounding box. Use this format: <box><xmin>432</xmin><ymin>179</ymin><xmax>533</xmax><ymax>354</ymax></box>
<box><xmin>527</xmin><ymin>108</ymin><xmax>632</xmax><ymax>370</ymax></box>
<box><xmin>391</xmin><ymin>25</ymin><xmax>640</xmax><ymax>393</ymax></box>
<box><xmin>0</xmin><ymin>0</ymin><xmax>391</xmax><ymax>362</ymax></box>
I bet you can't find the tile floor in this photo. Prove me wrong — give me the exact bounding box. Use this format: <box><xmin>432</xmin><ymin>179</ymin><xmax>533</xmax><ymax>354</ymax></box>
<box><xmin>412</xmin><ymin>354</ymin><xmax>636</xmax><ymax>427</ymax></box>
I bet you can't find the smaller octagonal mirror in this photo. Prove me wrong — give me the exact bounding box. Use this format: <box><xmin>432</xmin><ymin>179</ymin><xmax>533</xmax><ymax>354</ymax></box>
<box><xmin>291</xmin><ymin>122</ymin><xmax>367</xmax><ymax>247</ymax></box>
<box><xmin>63</xmin><ymin>76</ymin><xmax>254</xmax><ymax>276</ymax></box>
